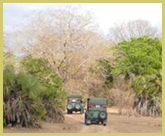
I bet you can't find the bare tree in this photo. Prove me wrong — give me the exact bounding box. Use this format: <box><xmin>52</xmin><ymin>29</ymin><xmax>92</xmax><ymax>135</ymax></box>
<box><xmin>9</xmin><ymin>6</ymin><xmax>111</xmax><ymax>94</ymax></box>
<box><xmin>109</xmin><ymin>19</ymin><xmax>160</xmax><ymax>43</ymax></box>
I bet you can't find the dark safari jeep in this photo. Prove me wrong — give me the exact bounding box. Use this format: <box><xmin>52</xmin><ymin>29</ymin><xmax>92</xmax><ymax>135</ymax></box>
<box><xmin>85</xmin><ymin>97</ymin><xmax>107</xmax><ymax>126</ymax></box>
<box><xmin>66</xmin><ymin>95</ymin><xmax>85</xmax><ymax>114</ymax></box>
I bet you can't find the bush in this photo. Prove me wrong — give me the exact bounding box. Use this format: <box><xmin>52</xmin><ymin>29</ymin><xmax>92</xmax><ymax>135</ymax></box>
<box><xmin>3</xmin><ymin>66</ymin><xmax>45</xmax><ymax>127</ymax></box>
<box><xmin>21</xmin><ymin>56</ymin><xmax>66</xmax><ymax>122</ymax></box>
<box><xmin>3</xmin><ymin>56</ymin><xmax>66</xmax><ymax>127</ymax></box>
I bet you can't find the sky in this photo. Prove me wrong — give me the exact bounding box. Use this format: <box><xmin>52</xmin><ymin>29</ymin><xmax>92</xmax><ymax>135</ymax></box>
<box><xmin>3</xmin><ymin>3</ymin><xmax>162</xmax><ymax>36</ymax></box>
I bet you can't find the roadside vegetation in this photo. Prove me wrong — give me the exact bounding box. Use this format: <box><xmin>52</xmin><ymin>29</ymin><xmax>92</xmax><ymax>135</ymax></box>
<box><xmin>3</xmin><ymin>56</ymin><xmax>66</xmax><ymax>127</ymax></box>
<box><xmin>95</xmin><ymin>36</ymin><xmax>162</xmax><ymax>116</ymax></box>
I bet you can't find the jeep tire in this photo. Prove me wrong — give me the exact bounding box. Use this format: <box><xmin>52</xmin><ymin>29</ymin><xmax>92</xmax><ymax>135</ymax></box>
<box><xmin>75</xmin><ymin>103</ymin><xmax>81</xmax><ymax>110</ymax></box>
<box><xmin>99</xmin><ymin>111</ymin><xmax>107</xmax><ymax>119</ymax></box>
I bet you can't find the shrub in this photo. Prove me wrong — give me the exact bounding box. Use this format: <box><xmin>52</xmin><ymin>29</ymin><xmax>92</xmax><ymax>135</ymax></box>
<box><xmin>3</xmin><ymin>56</ymin><xmax>66</xmax><ymax>127</ymax></box>
<box><xmin>21</xmin><ymin>56</ymin><xmax>66</xmax><ymax>122</ymax></box>
<box><xmin>3</xmin><ymin>66</ymin><xmax>45</xmax><ymax>127</ymax></box>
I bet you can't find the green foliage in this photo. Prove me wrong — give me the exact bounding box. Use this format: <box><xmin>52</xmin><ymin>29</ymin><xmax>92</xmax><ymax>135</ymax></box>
<box><xmin>98</xmin><ymin>36</ymin><xmax>162</xmax><ymax>116</ymax></box>
<box><xmin>21</xmin><ymin>56</ymin><xmax>66</xmax><ymax>122</ymax></box>
<box><xmin>21</xmin><ymin>56</ymin><xmax>63</xmax><ymax>89</ymax></box>
<box><xmin>114</xmin><ymin>36</ymin><xmax>162</xmax><ymax>77</ymax></box>
<box><xmin>132</xmin><ymin>74</ymin><xmax>162</xmax><ymax>116</ymax></box>
<box><xmin>91</xmin><ymin>59</ymin><xmax>114</xmax><ymax>88</ymax></box>
<box><xmin>114</xmin><ymin>36</ymin><xmax>162</xmax><ymax>115</ymax></box>
<box><xmin>3</xmin><ymin>56</ymin><xmax>66</xmax><ymax>127</ymax></box>
<box><xmin>3</xmin><ymin>65</ymin><xmax>45</xmax><ymax>127</ymax></box>
<box><xmin>98</xmin><ymin>59</ymin><xmax>114</xmax><ymax>83</ymax></box>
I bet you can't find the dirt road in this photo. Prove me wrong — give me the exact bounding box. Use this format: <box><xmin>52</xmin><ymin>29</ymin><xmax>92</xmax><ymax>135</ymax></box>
<box><xmin>3</xmin><ymin>112</ymin><xmax>162</xmax><ymax>133</ymax></box>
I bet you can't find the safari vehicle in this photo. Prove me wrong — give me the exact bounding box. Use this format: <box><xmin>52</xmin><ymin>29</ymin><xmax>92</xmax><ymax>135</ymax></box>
<box><xmin>85</xmin><ymin>97</ymin><xmax>107</xmax><ymax>126</ymax></box>
<box><xmin>66</xmin><ymin>95</ymin><xmax>85</xmax><ymax>114</ymax></box>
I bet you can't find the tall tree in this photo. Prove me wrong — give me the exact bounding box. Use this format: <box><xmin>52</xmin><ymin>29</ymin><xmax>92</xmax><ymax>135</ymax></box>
<box><xmin>10</xmin><ymin>7</ymin><xmax>109</xmax><ymax>94</ymax></box>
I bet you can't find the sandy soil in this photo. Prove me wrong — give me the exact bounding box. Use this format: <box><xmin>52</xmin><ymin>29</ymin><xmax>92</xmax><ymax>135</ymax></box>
<box><xmin>3</xmin><ymin>111</ymin><xmax>162</xmax><ymax>133</ymax></box>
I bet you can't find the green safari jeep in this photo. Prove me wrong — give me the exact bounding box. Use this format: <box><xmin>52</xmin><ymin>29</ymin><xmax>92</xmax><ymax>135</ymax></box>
<box><xmin>85</xmin><ymin>97</ymin><xmax>107</xmax><ymax>126</ymax></box>
<box><xmin>66</xmin><ymin>94</ymin><xmax>85</xmax><ymax>114</ymax></box>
